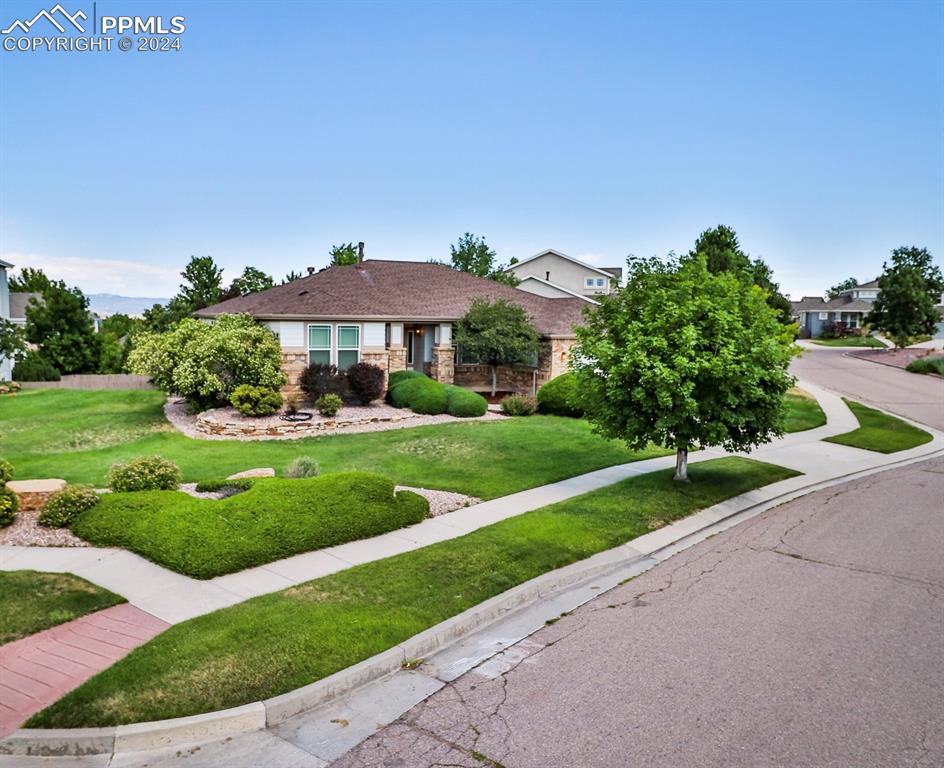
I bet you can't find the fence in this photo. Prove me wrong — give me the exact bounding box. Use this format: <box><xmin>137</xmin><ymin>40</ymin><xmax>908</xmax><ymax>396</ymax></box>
<box><xmin>19</xmin><ymin>374</ymin><xmax>157</xmax><ymax>391</ymax></box>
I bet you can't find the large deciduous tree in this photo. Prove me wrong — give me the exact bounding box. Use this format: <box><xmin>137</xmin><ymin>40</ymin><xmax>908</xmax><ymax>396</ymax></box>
<box><xmin>449</xmin><ymin>233</ymin><xmax>520</xmax><ymax>287</ymax></box>
<box><xmin>177</xmin><ymin>256</ymin><xmax>224</xmax><ymax>312</ymax></box>
<box><xmin>572</xmin><ymin>255</ymin><xmax>796</xmax><ymax>481</ymax></box>
<box><xmin>455</xmin><ymin>298</ymin><xmax>541</xmax><ymax>396</ymax></box>
<box><xmin>826</xmin><ymin>277</ymin><xmax>859</xmax><ymax>301</ymax></box>
<box><xmin>224</xmin><ymin>266</ymin><xmax>274</xmax><ymax>299</ymax></box>
<box><xmin>24</xmin><ymin>281</ymin><xmax>101</xmax><ymax>374</ymax></box>
<box><xmin>866</xmin><ymin>246</ymin><xmax>943</xmax><ymax>348</ymax></box>
<box><xmin>329</xmin><ymin>243</ymin><xmax>359</xmax><ymax>267</ymax></box>
<box><xmin>690</xmin><ymin>225</ymin><xmax>793</xmax><ymax>325</ymax></box>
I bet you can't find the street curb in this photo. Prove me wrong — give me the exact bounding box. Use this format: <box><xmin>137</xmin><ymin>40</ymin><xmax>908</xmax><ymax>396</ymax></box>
<box><xmin>3</xmin><ymin>444</ymin><xmax>942</xmax><ymax>757</ymax></box>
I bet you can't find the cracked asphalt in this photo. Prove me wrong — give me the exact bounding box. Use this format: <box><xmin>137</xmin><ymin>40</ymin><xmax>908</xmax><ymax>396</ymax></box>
<box><xmin>334</xmin><ymin>457</ymin><xmax>944</xmax><ymax>768</ymax></box>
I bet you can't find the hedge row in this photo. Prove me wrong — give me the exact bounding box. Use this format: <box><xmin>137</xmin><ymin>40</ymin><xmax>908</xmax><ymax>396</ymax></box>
<box><xmin>386</xmin><ymin>372</ymin><xmax>487</xmax><ymax>418</ymax></box>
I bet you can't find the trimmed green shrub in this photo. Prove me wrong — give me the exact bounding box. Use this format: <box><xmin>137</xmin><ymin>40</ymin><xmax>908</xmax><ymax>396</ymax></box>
<box><xmin>387</xmin><ymin>369</ymin><xmax>425</xmax><ymax>393</ymax></box>
<box><xmin>285</xmin><ymin>456</ymin><xmax>320</xmax><ymax>478</ymax></box>
<box><xmin>0</xmin><ymin>458</ymin><xmax>12</xmax><ymax>484</ymax></box>
<box><xmin>315</xmin><ymin>393</ymin><xmax>344</xmax><ymax>417</ymax></box>
<box><xmin>73</xmin><ymin>473</ymin><xmax>431</xmax><ymax>578</ymax></box>
<box><xmin>0</xmin><ymin>486</ymin><xmax>17</xmax><ymax>528</ymax></box>
<box><xmin>906</xmin><ymin>357</ymin><xmax>944</xmax><ymax>376</ymax></box>
<box><xmin>108</xmin><ymin>456</ymin><xmax>182</xmax><ymax>492</ymax></box>
<box><xmin>346</xmin><ymin>362</ymin><xmax>386</xmax><ymax>405</ymax></box>
<box><xmin>392</xmin><ymin>376</ymin><xmax>449</xmax><ymax>414</ymax></box>
<box><xmin>231</xmin><ymin>384</ymin><xmax>283</xmax><ymax>417</ymax></box>
<box><xmin>39</xmin><ymin>485</ymin><xmax>100</xmax><ymax>528</ymax></box>
<box><xmin>194</xmin><ymin>478</ymin><xmax>255</xmax><ymax>494</ymax></box>
<box><xmin>13</xmin><ymin>351</ymin><xmax>61</xmax><ymax>382</ymax></box>
<box><xmin>445</xmin><ymin>385</ymin><xmax>488</xmax><ymax>418</ymax></box>
<box><xmin>501</xmin><ymin>394</ymin><xmax>537</xmax><ymax>416</ymax></box>
<box><xmin>537</xmin><ymin>373</ymin><xmax>583</xmax><ymax>417</ymax></box>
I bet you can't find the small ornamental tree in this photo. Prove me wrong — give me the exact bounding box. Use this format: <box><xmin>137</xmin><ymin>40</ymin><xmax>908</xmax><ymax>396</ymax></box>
<box><xmin>571</xmin><ymin>255</ymin><xmax>796</xmax><ymax>481</ymax></box>
<box><xmin>128</xmin><ymin>314</ymin><xmax>285</xmax><ymax>410</ymax></box>
<box><xmin>866</xmin><ymin>246</ymin><xmax>944</xmax><ymax>347</ymax></box>
<box><xmin>455</xmin><ymin>298</ymin><xmax>541</xmax><ymax>396</ymax></box>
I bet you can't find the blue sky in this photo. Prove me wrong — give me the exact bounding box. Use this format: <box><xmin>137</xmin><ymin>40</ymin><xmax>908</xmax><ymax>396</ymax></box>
<box><xmin>1</xmin><ymin>0</ymin><xmax>941</xmax><ymax>299</ymax></box>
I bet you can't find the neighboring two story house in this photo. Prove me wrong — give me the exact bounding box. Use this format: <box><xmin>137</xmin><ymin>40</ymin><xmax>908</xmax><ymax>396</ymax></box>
<box><xmin>505</xmin><ymin>249</ymin><xmax>622</xmax><ymax>303</ymax></box>
<box><xmin>0</xmin><ymin>259</ymin><xmax>11</xmax><ymax>380</ymax></box>
<box><xmin>791</xmin><ymin>279</ymin><xmax>879</xmax><ymax>338</ymax></box>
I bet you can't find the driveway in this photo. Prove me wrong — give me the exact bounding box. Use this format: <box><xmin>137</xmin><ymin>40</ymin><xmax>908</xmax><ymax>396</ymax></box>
<box><xmin>792</xmin><ymin>345</ymin><xmax>944</xmax><ymax>430</ymax></box>
<box><xmin>335</xmin><ymin>456</ymin><xmax>944</xmax><ymax>768</ymax></box>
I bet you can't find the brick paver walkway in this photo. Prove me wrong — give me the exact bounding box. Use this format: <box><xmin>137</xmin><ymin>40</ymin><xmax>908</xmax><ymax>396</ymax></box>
<box><xmin>0</xmin><ymin>604</ymin><xmax>168</xmax><ymax>737</ymax></box>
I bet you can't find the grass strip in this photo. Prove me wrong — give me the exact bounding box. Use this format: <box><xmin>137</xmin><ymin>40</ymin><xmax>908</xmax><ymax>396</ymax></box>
<box><xmin>0</xmin><ymin>571</ymin><xmax>126</xmax><ymax>645</ymax></box>
<box><xmin>783</xmin><ymin>387</ymin><xmax>827</xmax><ymax>433</ymax></box>
<box><xmin>30</xmin><ymin>457</ymin><xmax>799</xmax><ymax>728</ymax></box>
<box><xmin>824</xmin><ymin>399</ymin><xmax>933</xmax><ymax>453</ymax></box>
<box><xmin>73</xmin><ymin>474</ymin><xmax>429</xmax><ymax>579</ymax></box>
<box><xmin>810</xmin><ymin>336</ymin><xmax>885</xmax><ymax>348</ymax></box>
<box><xmin>0</xmin><ymin>390</ymin><xmax>669</xmax><ymax>498</ymax></box>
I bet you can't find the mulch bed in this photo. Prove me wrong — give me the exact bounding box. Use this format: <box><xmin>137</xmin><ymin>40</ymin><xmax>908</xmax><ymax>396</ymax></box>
<box><xmin>849</xmin><ymin>348</ymin><xmax>944</xmax><ymax>370</ymax></box>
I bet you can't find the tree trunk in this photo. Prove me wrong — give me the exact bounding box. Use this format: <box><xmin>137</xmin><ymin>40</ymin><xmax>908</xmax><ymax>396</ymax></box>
<box><xmin>673</xmin><ymin>447</ymin><xmax>689</xmax><ymax>482</ymax></box>
<box><xmin>490</xmin><ymin>365</ymin><xmax>498</xmax><ymax>397</ymax></box>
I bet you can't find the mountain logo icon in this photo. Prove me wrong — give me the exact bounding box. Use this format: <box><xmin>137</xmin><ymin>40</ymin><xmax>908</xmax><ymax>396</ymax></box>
<box><xmin>2</xmin><ymin>4</ymin><xmax>87</xmax><ymax>34</ymax></box>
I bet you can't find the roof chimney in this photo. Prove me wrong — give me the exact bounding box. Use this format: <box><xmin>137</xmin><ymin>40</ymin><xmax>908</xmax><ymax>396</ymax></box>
<box><xmin>307</xmin><ymin>266</ymin><xmax>315</xmax><ymax>276</ymax></box>
<box><xmin>357</xmin><ymin>242</ymin><xmax>365</xmax><ymax>264</ymax></box>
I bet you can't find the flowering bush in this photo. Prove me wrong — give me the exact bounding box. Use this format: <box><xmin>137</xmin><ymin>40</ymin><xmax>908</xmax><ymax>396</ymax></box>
<box><xmin>108</xmin><ymin>456</ymin><xmax>182</xmax><ymax>492</ymax></box>
<box><xmin>0</xmin><ymin>458</ymin><xmax>12</xmax><ymax>484</ymax></box>
<box><xmin>315</xmin><ymin>393</ymin><xmax>343</xmax><ymax>417</ymax></box>
<box><xmin>230</xmin><ymin>384</ymin><xmax>283</xmax><ymax>417</ymax></box>
<box><xmin>0</xmin><ymin>486</ymin><xmax>17</xmax><ymax>528</ymax></box>
<box><xmin>39</xmin><ymin>485</ymin><xmax>100</xmax><ymax>528</ymax></box>
<box><xmin>128</xmin><ymin>314</ymin><xmax>285</xmax><ymax>410</ymax></box>
<box><xmin>501</xmin><ymin>394</ymin><xmax>537</xmax><ymax>416</ymax></box>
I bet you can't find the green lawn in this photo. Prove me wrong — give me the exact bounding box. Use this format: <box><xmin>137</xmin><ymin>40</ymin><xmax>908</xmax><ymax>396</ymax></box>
<box><xmin>783</xmin><ymin>388</ymin><xmax>827</xmax><ymax>433</ymax></box>
<box><xmin>824</xmin><ymin>399</ymin><xmax>933</xmax><ymax>453</ymax></box>
<box><xmin>30</xmin><ymin>457</ymin><xmax>799</xmax><ymax>728</ymax></box>
<box><xmin>74</xmin><ymin>474</ymin><xmax>428</xmax><ymax>579</ymax></box>
<box><xmin>810</xmin><ymin>336</ymin><xmax>885</xmax><ymax>348</ymax></box>
<box><xmin>0</xmin><ymin>390</ymin><xmax>668</xmax><ymax>499</ymax></box>
<box><xmin>0</xmin><ymin>571</ymin><xmax>126</xmax><ymax>645</ymax></box>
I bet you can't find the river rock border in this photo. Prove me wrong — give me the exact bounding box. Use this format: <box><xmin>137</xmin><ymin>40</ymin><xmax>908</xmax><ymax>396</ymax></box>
<box><xmin>196</xmin><ymin>410</ymin><xmax>420</xmax><ymax>437</ymax></box>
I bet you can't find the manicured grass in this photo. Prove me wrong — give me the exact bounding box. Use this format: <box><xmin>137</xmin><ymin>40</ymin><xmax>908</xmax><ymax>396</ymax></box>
<box><xmin>906</xmin><ymin>357</ymin><xmax>944</xmax><ymax>376</ymax></box>
<box><xmin>783</xmin><ymin>388</ymin><xmax>827</xmax><ymax>433</ymax></box>
<box><xmin>74</xmin><ymin>474</ymin><xmax>429</xmax><ymax>579</ymax></box>
<box><xmin>810</xmin><ymin>336</ymin><xmax>885</xmax><ymax>348</ymax></box>
<box><xmin>824</xmin><ymin>399</ymin><xmax>933</xmax><ymax>453</ymax></box>
<box><xmin>0</xmin><ymin>390</ymin><xmax>669</xmax><ymax>499</ymax></box>
<box><xmin>0</xmin><ymin>571</ymin><xmax>125</xmax><ymax>645</ymax></box>
<box><xmin>30</xmin><ymin>457</ymin><xmax>799</xmax><ymax>727</ymax></box>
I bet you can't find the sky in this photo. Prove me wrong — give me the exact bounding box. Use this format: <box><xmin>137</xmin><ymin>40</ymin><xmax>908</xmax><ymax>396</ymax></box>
<box><xmin>1</xmin><ymin>0</ymin><xmax>942</xmax><ymax>300</ymax></box>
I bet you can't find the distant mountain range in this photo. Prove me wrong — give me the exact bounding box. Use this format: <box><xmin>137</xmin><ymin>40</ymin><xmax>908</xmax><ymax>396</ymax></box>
<box><xmin>87</xmin><ymin>294</ymin><xmax>170</xmax><ymax>317</ymax></box>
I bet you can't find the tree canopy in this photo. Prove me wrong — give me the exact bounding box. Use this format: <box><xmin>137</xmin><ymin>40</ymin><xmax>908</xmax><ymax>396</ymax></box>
<box><xmin>329</xmin><ymin>243</ymin><xmax>359</xmax><ymax>267</ymax></box>
<box><xmin>866</xmin><ymin>246</ymin><xmax>943</xmax><ymax>347</ymax></box>
<box><xmin>689</xmin><ymin>225</ymin><xmax>793</xmax><ymax>325</ymax></box>
<box><xmin>8</xmin><ymin>267</ymin><xmax>52</xmax><ymax>293</ymax></box>
<box><xmin>572</xmin><ymin>254</ymin><xmax>796</xmax><ymax>481</ymax></box>
<box><xmin>224</xmin><ymin>266</ymin><xmax>274</xmax><ymax>299</ymax></box>
<box><xmin>176</xmin><ymin>255</ymin><xmax>223</xmax><ymax>311</ymax></box>
<box><xmin>449</xmin><ymin>233</ymin><xmax>520</xmax><ymax>287</ymax></box>
<box><xmin>826</xmin><ymin>277</ymin><xmax>859</xmax><ymax>301</ymax></box>
<box><xmin>24</xmin><ymin>280</ymin><xmax>101</xmax><ymax>374</ymax></box>
<box><xmin>455</xmin><ymin>298</ymin><xmax>541</xmax><ymax>396</ymax></box>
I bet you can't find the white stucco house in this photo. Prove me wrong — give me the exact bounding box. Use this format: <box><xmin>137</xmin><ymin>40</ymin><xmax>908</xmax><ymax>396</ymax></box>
<box><xmin>505</xmin><ymin>249</ymin><xmax>622</xmax><ymax>303</ymax></box>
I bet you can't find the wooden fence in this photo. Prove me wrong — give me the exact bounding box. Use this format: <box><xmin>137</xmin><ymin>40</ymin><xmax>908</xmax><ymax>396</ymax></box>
<box><xmin>19</xmin><ymin>374</ymin><xmax>157</xmax><ymax>391</ymax></box>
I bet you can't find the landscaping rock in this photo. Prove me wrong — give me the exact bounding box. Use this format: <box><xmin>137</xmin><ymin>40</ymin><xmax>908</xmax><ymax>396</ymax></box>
<box><xmin>226</xmin><ymin>468</ymin><xmax>275</xmax><ymax>480</ymax></box>
<box><xmin>7</xmin><ymin>479</ymin><xmax>67</xmax><ymax>512</ymax></box>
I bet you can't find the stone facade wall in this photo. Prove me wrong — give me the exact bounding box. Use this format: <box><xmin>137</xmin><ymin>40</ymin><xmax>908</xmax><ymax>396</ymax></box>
<box><xmin>388</xmin><ymin>347</ymin><xmax>407</xmax><ymax>374</ymax></box>
<box><xmin>361</xmin><ymin>349</ymin><xmax>390</xmax><ymax>391</ymax></box>
<box><xmin>546</xmin><ymin>337</ymin><xmax>576</xmax><ymax>380</ymax></box>
<box><xmin>7</xmin><ymin>480</ymin><xmax>67</xmax><ymax>512</ymax></box>
<box><xmin>280</xmin><ymin>349</ymin><xmax>308</xmax><ymax>400</ymax></box>
<box><xmin>454</xmin><ymin>337</ymin><xmax>576</xmax><ymax>396</ymax></box>
<box><xmin>429</xmin><ymin>345</ymin><xmax>455</xmax><ymax>384</ymax></box>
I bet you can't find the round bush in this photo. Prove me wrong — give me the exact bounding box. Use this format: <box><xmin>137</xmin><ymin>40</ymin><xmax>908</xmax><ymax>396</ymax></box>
<box><xmin>0</xmin><ymin>457</ymin><xmax>13</xmax><ymax>484</ymax></box>
<box><xmin>446</xmin><ymin>385</ymin><xmax>488</xmax><ymax>418</ymax></box>
<box><xmin>0</xmin><ymin>486</ymin><xmax>18</xmax><ymax>528</ymax></box>
<box><xmin>346</xmin><ymin>362</ymin><xmax>386</xmax><ymax>405</ymax></box>
<box><xmin>537</xmin><ymin>373</ymin><xmax>583</xmax><ymax>417</ymax></box>
<box><xmin>12</xmin><ymin>351</ymin><xmax>60</xmax><ymax>382</ymax></box>
<box><xmin>315</xmin><ymin>393</ymin><xmax>344</xmax><ymax>417</ymax></box>
<box><xmin>285</xmin><ymin>456</ymin><xmax>320</xmax><ymax>478</ymax></box>
<box><xmin>231</xmin><ymin>384</ymin><xmax>283</xmax><ymax>417</ymax></box>
<box><xmin>38</xmin><ymin>485</ymin><xmax>100</xmax><ymax>528</ymax></box>
<box><xmin>108</xmin><ymin>456</ymin><xmax>182</xmax><ymax>492</ymax></box>
<box><xmin>300</xmin><ymin>363</ymin><xmax>349</xmax><ymax>402</ymax></box>
<box><xmin>387</xmin><ymin>369</ymin><xmax>425</xmax><ymax>393</ymax></box>
<box><xmin>392</xmin><ymin>377</ymin><xmax>448</xmax><ymax>414</ymax></box>
<box><xmin>501</xmin><ymin>394</ymin><xmax>537</xmax><ymax>416</ymax></box>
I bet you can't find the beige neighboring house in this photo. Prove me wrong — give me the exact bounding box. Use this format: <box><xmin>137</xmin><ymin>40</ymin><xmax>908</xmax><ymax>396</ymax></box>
<box><xmin>194</xmin><ymin>258</ymin><xmax>589</xmax><ymax>397</ymax></box>
<box><xmin>505</xmin><ymin>249</ymin><xmax>622</xmax><ymax>302</ymax></box>
<box><xmin>0</xmin><ymin>258</ymin><xmax>11</xmax><ymax>380</ymax></box>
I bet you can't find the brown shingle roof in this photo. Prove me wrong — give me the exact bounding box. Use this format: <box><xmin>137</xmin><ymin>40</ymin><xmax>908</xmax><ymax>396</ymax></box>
<box><xmin>194</xmin><ymin>260</ymin><xmax>587</xmax><ymax>336</ymax></box>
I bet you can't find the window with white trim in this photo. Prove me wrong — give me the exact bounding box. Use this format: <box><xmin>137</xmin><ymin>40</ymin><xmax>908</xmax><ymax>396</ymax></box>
<box><xmin>595</xmin><ymin>278</ymin><xmax>605</xmax><ymax>287</ymax></box>
<box><xmin>818</xmin><ymin>312</ymin><xmax>829</xmax><ymax>320</ymax></box>
<box><xmin>308</xmin><ymin>325</ymin><xmax>331</xmax><ymax>365</ymax></box>
<box><xmin>584</xmin><ymin>277</ymin><xmax>595</xmax><ymax>288</ymax></box>
<box><xmin>337</xmin><ymin>325</ymin><xmax>360</xmax><ymax>370</ymax></box>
